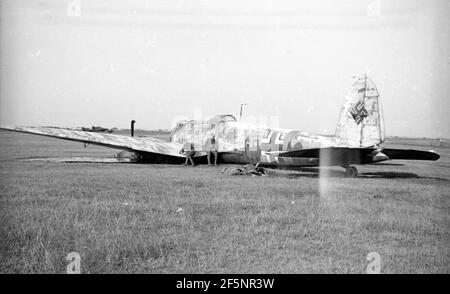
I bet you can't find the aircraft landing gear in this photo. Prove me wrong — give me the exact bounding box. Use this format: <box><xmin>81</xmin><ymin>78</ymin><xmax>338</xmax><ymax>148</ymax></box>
<box><xmin>343</xmin><ymin>166</ymin><xmax>358</xmax><ymax>177</ymax></box>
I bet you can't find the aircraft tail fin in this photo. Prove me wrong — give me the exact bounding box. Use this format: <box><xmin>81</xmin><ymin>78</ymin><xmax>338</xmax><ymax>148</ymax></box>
<box><xmin>335</xmin><ymin>75</ymin><xmax>385</xmax><ymax>147</ymax></box>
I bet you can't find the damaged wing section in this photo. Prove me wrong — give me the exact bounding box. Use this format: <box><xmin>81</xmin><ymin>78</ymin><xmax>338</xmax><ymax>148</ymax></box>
<box><xmin>1</xmin><ymin>126</ymin><xmax>186</xmax><ymax>163</ymax></box>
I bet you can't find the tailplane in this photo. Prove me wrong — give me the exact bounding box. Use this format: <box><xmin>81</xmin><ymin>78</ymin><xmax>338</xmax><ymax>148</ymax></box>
<box><xmin>335</xmin><ymin>75</ymin><xmax>385</xmax><ymax>147</ymax></box>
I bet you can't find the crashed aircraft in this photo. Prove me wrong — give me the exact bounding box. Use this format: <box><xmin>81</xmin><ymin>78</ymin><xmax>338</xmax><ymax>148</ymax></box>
<box><xmin>0</xmin><ymin>75</ymin><xmax>439</xmax><ymax>176</ymax></box>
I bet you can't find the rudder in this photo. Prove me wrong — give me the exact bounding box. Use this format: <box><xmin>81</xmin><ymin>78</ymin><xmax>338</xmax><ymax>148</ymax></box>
<box><xmin>335</xmin><ymin>75</ymin><xmax>385</xmax><ymax>147</ymax></box>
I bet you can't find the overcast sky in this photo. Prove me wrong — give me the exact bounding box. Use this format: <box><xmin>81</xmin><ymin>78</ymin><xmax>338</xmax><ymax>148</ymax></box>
<box><xmin>1</xmin><ymin>0</ymin><xmax>449</xmax><ymax>138</ymax></box>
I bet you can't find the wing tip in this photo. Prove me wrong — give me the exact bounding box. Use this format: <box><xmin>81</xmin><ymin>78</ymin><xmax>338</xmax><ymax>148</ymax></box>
<box><xmin>0</xmin><ymin>125</ymin><xmax>16</xmax><ymax>131</ymax></box>
<box><xmin>428</xmin><ymin>150</ymin><xmax>440</xmax><ymax>161</ymax></box>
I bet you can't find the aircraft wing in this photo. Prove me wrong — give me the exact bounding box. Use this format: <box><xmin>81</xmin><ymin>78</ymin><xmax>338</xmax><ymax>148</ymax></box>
<box><xmin>277</xmin><ymin>147</ymin><xmax>439</xmax><ymax>165</ymax></box>
<box><xmin>0</xmin><ymin>126</ymin><xmax>184</xmax><ymax>158</ymax></box>
<box><xmin>380</xmin><ymin>149</ymin><xmax>440</xmax><ymax>161</ymax></box>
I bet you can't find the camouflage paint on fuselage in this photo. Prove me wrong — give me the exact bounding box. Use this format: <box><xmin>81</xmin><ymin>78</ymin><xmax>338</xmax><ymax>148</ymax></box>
<box><xmin>169</xmin><ymin>115</ymin><xmax>354</xmax><ymax>166</ymax></box>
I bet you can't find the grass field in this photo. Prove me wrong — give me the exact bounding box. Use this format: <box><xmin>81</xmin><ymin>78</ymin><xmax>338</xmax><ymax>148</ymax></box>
<box><xmin>0</xmin><ymin>130</ymin><xmax>449</xmax><ymax>273</ymax></box>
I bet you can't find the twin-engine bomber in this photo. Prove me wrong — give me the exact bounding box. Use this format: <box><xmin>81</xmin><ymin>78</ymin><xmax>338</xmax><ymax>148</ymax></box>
<box><xmin>1</xmin><ymin>75</ymin><xmax>439</xmax><ymax>176</ymax></box>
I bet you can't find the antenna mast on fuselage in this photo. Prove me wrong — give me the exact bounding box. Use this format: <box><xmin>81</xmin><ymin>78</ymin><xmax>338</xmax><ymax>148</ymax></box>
<box><xmin>359</xmin><ymin>74</ymin><xmax>367</xmax><ymax>147</ymax></box>
<box><xmin>239</xmin><ymin>103</ymin><xmax>247</xmax><ymax>120</ymax></box>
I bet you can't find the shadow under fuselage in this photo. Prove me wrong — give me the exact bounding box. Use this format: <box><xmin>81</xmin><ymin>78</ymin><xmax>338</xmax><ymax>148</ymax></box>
<box><xmin>266</xmin><ymin>167</ymin><xmax>448</xmax><ymax>181</ymax></box>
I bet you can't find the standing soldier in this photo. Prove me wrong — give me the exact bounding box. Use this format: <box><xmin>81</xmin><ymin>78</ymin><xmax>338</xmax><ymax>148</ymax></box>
<box><xmin>180</xmin><ymin>140</ymin><xmax>195</xmax><ymax>166</ymax></box>
<box><xmin>206</xmin><ymin>134</ymin><xmax>218</xmax><ymax>166</ymax></box>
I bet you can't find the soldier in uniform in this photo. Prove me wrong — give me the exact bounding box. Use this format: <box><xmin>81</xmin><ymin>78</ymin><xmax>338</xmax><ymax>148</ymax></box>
<box><xmin>206</xmin><ymin>134</ymin><xmax>218</xmax><ymax>166</ymax></box>
<box><xmin>180</xmin><ymin>140</ymin><xmax>195</xmax><ymax>166</ymax></box>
